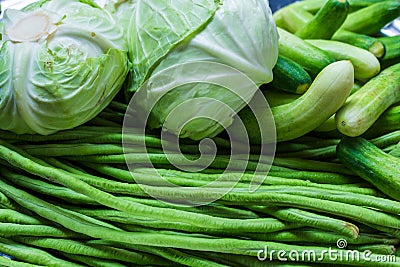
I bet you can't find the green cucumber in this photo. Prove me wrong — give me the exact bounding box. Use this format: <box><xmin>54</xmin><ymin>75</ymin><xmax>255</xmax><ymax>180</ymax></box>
<box><xmin>314</xmin><ymin>82</ymin><xmax>364</xmax><ymax>132</ymax></box>
<box><xmin>389</xmin><ymin>142</ymin><xmax>400</xmax><ymax>158</ymax></box>
<box><xmin>306</xmin><ymin>39</ymin><xmax>380</xmax><ymax>79</ymax></box>
<box><xmin>362</xmin><ymin>104</ymin><xmax>400</xmax><ymax>138</ymax></box>
<box><xmin>296</xmin><ymin>0</ymin><xmax>350</xmax><ymax>39</ymax></box>
<box><xmin>270</xmin><ymin>56</ymin><xmax>312</xmax><ymax>94</ymax></box>
<box><xmin>332</xmin><ymin>30</ymin><xmax>385</xmax><ymax>59</ymax></box>
<box><xmin>341</xmin><ymin>1</ymin><xmax>400</xmax><ymax>35</ymax></box>
<box><xmin>274</xmin><ymin>5</ymin><xmax>314</xmax><ymax>34</ymax></box>
<box><xmin>336</xmin><ymin>63</ymin><xmax>400</xmax><ymax>137</ymax></box>
<box><xmin>298</xmin><ymin>0</ymin><xmax>384</xmax><ymax>13</ymax></box>
<box><xmin>239</xmin><ymin>60</ymin><xmax>354</xmax><ymax>143</ymax></box>
<box><xmin>277</xmin><ymin>28</ymin><xmax>336</xmax><ymax>77</ymax></box>
<box><xmin>379</xmin><ymin>35</ymin><xmax>400</xmax><ymax>69</ymax></box>
<box><xmin>337</xmin><ymin>136</ymin><xmax>400</xmax><ymax>201</ymax></box>
<box><xmin>276</xmin><ymin>7</ymin><xmax>385</xmax><ymax>59</ymax></box>
<box><xmin>262</xmin><ymin>89</ymin><xmax>300</xmax><ymax>108</ymax></box>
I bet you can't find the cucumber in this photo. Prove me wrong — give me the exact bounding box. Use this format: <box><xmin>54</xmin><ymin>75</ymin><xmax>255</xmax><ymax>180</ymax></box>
<box><xmin>332</xmin><ymin>30</ymin><xmax>385</xmax><ymax>59</ymax></box>
<box><xmin>262</xmin><ymin>89</ymin><xmax>300</xmax><ymax>108</ymax></box>
<box><xmin>341</xmin><ymin>1</ymin><xmax>400</xmax><ymax>35</ymax></box>
<box><xmin>296</xmin><ymin>0</ymin><xmax>350</xmax><ymax>39</ymax></box>
<box><xmin>389</xmin><ymin>142</ymin><xmax>400</xmax><ymax>158</ymax></box>
<box><xmin>270</xmin><ymin>56</ymin><xmax>312</xmax><ymax>94</ymax></box>
<box><xmin>298</xmin><ymin>0</ymin><xmax>383</xmax><ymax>13</ymax></box>
<box><xmin>313</xmin><ymin>116</ymin><xmax>337</xmax><ymax>132</ymax></box>
<box><xmin>362</xmin><ymin>104</ymin><xmax>400</xmax><ymax>139</ymax></box>
<box><xmin>274</xmin><ymin>5</ymin><xmax>314</xmax><ymax>33</ymax></box>
<box><xmin>277</xmin><ymin>28</ymin><xmax>336</xmax><ymax>77</ymax></box>
<box><xmin>239</xmin><ymin>60</ymin><xmax>354</xmax><ymax>143</ymax></box>
<box><xmin>306</xmin><ymin>39</ymin><xmax>380</xmax><ymax>79</ymax></box>
<box><xmin>272</xmin><ymin>7</ymin><xmax>287</xmax><ymax>29</ymax></box>
<box><xmin>276</xmin><ymin>7</ymin><xmax>385</xmax><ymax>59</ymax></box>
<box><xmin>336</xmin><ymin>63</ymin><xmax>400</xmax><ymax>137</ymax></box>
<box><xmin>379</xmin><ymin>36</ymin><xmax>400</xmax><ymax>69</ymax></box>
<box><xmin>314</xmin><ymin>81</ymin><xmax>364</xmax><ymax>133</ymax></box>
<box><xmin>337</xmin><ymin>136</ymin><xmax>400</xmax><ymax>201</ymax></box>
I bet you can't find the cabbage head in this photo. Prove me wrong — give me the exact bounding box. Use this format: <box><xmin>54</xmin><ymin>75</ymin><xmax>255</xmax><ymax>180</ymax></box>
<box><xmin>120</xmin><ymin>0</ymin><xmax>279</xmax><ymax>140</ymax></box>
<box><xmin>0</xmin><ymin>0</ymin><xmax>129</xmax><ymax>134</ymax></box>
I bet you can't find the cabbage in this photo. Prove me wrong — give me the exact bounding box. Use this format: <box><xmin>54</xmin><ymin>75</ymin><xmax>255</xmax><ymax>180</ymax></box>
<box><xmin>121</xmin><ymin>0</ymin><xmax>279</xmax><ymax>140</ymax></box>
<box><xmin>0</xmin><ymin>0</ymin><xmax>130</xmax><ymax>134</ymax></box>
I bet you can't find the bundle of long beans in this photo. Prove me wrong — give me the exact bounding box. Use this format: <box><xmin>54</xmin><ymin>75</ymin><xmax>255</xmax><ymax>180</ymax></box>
<box><xmin>0</xmin><ymin>100</ymin><xmax>399</xmax><ymax>267</ymax></box>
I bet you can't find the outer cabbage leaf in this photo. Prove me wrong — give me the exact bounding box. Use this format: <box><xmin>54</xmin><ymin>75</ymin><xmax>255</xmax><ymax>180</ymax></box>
<box><xmin>0</xmin><ymin>0</ymin><xmax>129</xmax><ymax>134</ymax></box>
<box><xmin>133</xmin><ymin>0</ymin><xmax>279</xmax><ymax>140</ymax></box>
<box><xmin>126</xmin><ymin>0</ymin><xmax>220</xmax><ymax>93</ymax></box>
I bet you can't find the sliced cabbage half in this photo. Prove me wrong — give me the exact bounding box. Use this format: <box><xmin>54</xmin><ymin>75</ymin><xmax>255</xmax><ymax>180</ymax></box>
<box><xmin>0</xmin><ymin>0</ymin><xmax>129</xmax><ymax>134</ymax></box>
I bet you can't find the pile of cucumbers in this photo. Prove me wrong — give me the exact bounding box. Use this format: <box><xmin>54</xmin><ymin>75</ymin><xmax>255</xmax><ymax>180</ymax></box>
<box><xmin>256</xmin><ymin>0</ymin><xmax>400</xmax><ymax>209</ymax></box>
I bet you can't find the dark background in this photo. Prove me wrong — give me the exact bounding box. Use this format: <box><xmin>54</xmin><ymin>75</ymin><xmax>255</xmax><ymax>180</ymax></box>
<box><xmin>269</xmin><ymin>0</ymin><xmax>296</xmax><ymax>12</ymax></box>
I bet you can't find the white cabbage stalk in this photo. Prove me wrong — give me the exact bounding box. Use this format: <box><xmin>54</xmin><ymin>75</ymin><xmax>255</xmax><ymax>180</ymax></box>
<box><xmin>0</xmin><ymin>0</ymin><xmax>129</xmax><ymax>134</ymax></box>
<box><xmin>121</xmin><ymin>0</ymin><xmax>279</xmax><ymax>140</ymax></box>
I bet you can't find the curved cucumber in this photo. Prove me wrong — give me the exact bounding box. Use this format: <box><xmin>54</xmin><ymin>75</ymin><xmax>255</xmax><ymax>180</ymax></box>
<box><xmin>306</xmin><ymin>39</ymin><xmax>380</xmax><ymax>80</ymax></box>
<box><xmin>240</xmin><ymin>60</ymin><xmax>354</xmax><ymax>143</ymax></box>
<box><xmin>336</xmin><ymin>63</ymin><xmax>400</xmax><ymax>137</ymax></box>
<box><xmin>337</xmin><ymin>137</ymin><xmax>400</xmax><ymax>201</ymax></box>
<box><xmin>296</xmin><ymin>0</ymin><xmax>349</xmax><ymax>39</ymax></box>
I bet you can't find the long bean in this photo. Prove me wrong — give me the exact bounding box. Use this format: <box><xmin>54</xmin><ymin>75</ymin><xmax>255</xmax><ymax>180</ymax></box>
<box><xmin>66</xmin><ymin>161</ymin><xmax>374</xmax><ymax>195</ymax></box>
<box><xmin>59</xmin><ymin>253</ymin><xmax>130</xmax><ymax>267</ymax></box>
<box><xmin>122</xmin><ymin>244</ymin><xmax>230</xmax><ymax>267</ymax></box>
<box><xmin>20</xmin><ymin>143</ymin><xmax>127</xmax><ymax>157</ymax></box>
<box><xmin>6</xmin><ymin>142</ymin><xmax>396</xmax><ymax>235</ymax></box>
<box><xmin>10</xmin><ymin>161</ymin><xmax>379</xmax><ymax>211</ymax></box>
<box><xmin>0</xmin><ymin>223</ymin><xmax>82</xmax><ymax>238</ymax></box>
<box><xmin>0</xmin><ymin>256</ymin><xmax>45</xmax><ymax>267</ymax></box>
<box><xmin>5</xmin><ymin>139</ymin><xmax>396</xmax><ymax>234</ymax></box>
<box><xmin>190</xmin><ymin>251</ymin><xmax>321</xmax><ymax>267</ymax></box>
<box><xmin>0</xmin><ymin>166</ymin><xmax>303</xmax><ymax>234</ymax></box>
<box><xmin>97</xmin><ymin>111</ymin><xmax>124</xmax><ymax>124</ymax></box>
<box><xmin>276</xmin><ymin>138</ymin><xmax>340</xmax><ymax>153</ymax></box>
<box><xmin>348</xmin><ymin>244</ymin><xmax>396</xmax><ymax>255</ymax></box>
<box><xmin>0</xmin><ymin>237</ymin><xmax>83</xmax><ymax>267</ymax></box>
<box><xmin>13</xmin><ymin>236</ymin><xmax>169</xmax><ymax>266</ymax></box>
<box><xmin>128</xmin><ymin>185</ymin><xmax>400</xmax><ymax>230</ymax></box>
<box><xmin>277</xmin><ymin>131</ymin><xmax>400</xmax><ymax>160</ymax></box>
<box><xmin>66</xmin><ymin>133</ymin><xmax>203</xmax><ymax>154</ymax></box>
<box><xmin>0</xmin><ymin>127</ymin><xmax>120</xmax><ymax>143</ymax></box>
<box><xmin>107</xmin><ymin>101</ymin><xmax>128</xmax><ymax>113</ymax></box>
<box><xmin>272</xmin><ymin>157</ymin><xmax>355</xmax><ymax>175</ymax></box>
<box><xmin>67</xmin><ymin>207</ymin><xmax>298</xmax><ymax>234</ymax></box>
<box><xmin>278</xmin><ymin>188</ymin><xmax>400</xmax><ymax>215</ymax></box>
<box><xmin>134</xmin><ymin>167</ymin><xmax>360</xmax><ymax>185</ymax></box>
<box><xmin>242</xmin><ymin>229</ymin><xmax>400</xmax><ymax>245</ymax></box>
<box><xmin>0</xmin><ymin>191</ymin><xmax>18</xmax><ymax>210</ymax></box>
<box><xmin>87</xmin><ymin>116</ymin><xmax>121</xmax><ymax>127</ymax></box>
<box><xmin>128</xmin><ymin>197</ymin><xmax>260</xmax><ymax>219</ymax></box>
<box><xmin>1</xmin><ymin>168</ymin><xmax>96</xmax><ymax>205</ymax></box>
<box><xmin>0</xmin><ymin>209</ymin><xmax>43</xmax><ymax>225</ymax></box>
<box><xmin>249</xmin><ymin>207</ymin><xmax>359</xmax><ymax>238</ymax></box>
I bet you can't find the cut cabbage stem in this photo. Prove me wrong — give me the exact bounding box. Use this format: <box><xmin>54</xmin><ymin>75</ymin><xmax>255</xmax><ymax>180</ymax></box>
<box><xmin>6</xmin><ymin>12</ymin><xmax>52</xmax><ymax>42</ymax></box>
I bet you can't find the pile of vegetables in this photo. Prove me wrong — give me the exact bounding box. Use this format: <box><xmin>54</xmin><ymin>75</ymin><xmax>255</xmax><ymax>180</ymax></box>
<box><xmin>0</xmin><ymin>0</ymin><xmax>399</xmax><ymax>266</ymax></box>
